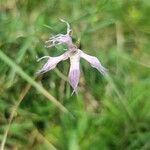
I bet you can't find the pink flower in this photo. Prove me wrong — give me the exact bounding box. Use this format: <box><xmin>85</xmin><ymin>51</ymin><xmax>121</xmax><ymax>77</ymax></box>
<box><xmin>37</xmin><ymin>19</ymin><xmax>107</xmax><ymax>94</ymax></box>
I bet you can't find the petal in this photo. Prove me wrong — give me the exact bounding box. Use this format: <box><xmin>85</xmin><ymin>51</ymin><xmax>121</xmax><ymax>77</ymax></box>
<box><xmin>68</xmin><ymin>52</ymin><xmax>80</xmax><ymax>94</ymax></box>
<box><xmin>36</xmin><ymin>52</ymin><xmax>69</xmax><ymax>75</ymax></box>
<box><xmin>79</xmin><ymin>50</ymin><xmax>107</xmax><ymax>75</ymax></box>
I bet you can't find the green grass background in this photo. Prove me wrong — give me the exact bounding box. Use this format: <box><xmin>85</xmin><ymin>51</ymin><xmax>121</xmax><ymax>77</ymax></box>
<box><xmin>0</xmin><ymin>0</ymin><xmax>150</xmax><ymax>150</ymax></box>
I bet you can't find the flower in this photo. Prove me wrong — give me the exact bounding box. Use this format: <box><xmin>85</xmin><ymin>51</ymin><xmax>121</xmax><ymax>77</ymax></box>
<box><xmin>37</xmin><ymin>19</ymin><xmax>107</xmax><ymax>94</ymax></box>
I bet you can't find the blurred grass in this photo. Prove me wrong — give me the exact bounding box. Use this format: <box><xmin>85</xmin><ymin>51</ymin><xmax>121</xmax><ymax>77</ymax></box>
<box><xmin>0</xmin><ymin>0</ymin><xmax>150</xmax><ymax>150</ymax></box>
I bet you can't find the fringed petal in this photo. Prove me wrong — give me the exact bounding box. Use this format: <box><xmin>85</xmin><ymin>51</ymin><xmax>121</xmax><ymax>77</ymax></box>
<box><xmin>79</xmin><ymin>50</ymin><xmax>108</xmax><ymax>75</ymax></box>
<box><xmin>45</xmin><ymin>20</ymin><xmax>73</xmax><ymax>48</ymax></box>
<box><xmin>36</xmin><ymin>52</ymin><xmax>69</xmax><ymax>75</ymax></box>
<box><xmin>59</xmin><ymin>19</ymin><xmax>72</xmax><ymax>35</ymax></box>
<box><xmin>68</xmin><ymin>52</ymin><xmax>80</xmax><ymax>94</ymax></box>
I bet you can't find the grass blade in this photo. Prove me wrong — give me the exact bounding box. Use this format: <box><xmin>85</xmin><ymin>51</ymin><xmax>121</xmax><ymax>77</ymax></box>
<box><xmin>0</xmin><ymin>50</ymin><xmax>69</xmax><ymax>114</ymax></box>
